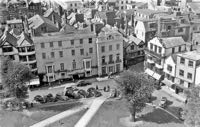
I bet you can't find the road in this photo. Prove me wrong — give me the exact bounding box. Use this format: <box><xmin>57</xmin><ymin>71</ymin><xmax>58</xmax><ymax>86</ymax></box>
<box><xmin>28</xmin><ymin>79</ymin><xmax>118</xmax><ymax>102</ymax></box>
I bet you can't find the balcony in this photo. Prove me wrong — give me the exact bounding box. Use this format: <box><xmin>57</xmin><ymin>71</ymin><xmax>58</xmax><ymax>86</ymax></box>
<box><xmin>116</xmin><ymin>59</ymin><xmax>122</xmax><ymax>63</ymax></box>
<box><xmin>145</xmin><ymin>49</ymin><xmax>165</xmax><ymax>58</ymax></box>
<box><xmin>19</xmin><ymin>50</ymin><xmax>36</xmax><ymax>56</ymax></box>
<box><xmin>108</xmin><ymin>60</ymin><xmax>115</xmax><ymax>64</ymax></box>
<box><xmin>155</xmin><ymin>62</ymin><xmax>163</xmax><ymax>69</ymax></box>
<box><xmin>102</xmin><ymin>62</ymin><xmax>107</xmax><ymax>66</ymax></box>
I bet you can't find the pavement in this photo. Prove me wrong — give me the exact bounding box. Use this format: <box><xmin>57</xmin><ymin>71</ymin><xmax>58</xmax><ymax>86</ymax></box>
<box><xmin>30</xmin><ymin>99</ymin><xmax>93</xmax><ymax>127</ymax></box>
<box><xmin>74</xmin><ymin>97</ymin><xmax>107</xmax><ymax>127</ymax></box>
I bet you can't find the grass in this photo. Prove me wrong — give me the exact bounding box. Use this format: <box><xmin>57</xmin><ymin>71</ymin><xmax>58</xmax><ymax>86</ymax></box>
<box><xmin>48</xmin><ymin>108</ymin><xmax>88</xmax><ymax>127</ymax></box>
<box><xmin>87</xmin><ymin>99</ymin><xmax>185</xmax><ymax>127</ymax></box>
<box><xmin>0</xmin><ymin>102</ymin><xmax>83</xmax><ymax>127</ymax></box>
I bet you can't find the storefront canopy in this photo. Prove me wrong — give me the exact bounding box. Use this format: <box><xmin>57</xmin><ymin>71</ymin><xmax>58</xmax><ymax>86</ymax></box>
<box><xmin>144</xmin><ymin>68</ymin><xmax>154</xmax><ymax>76</ymax></box>
<box><xmin>26</xmin><ymin>78</ymin><xmax>40</xmax><ymax>86</ymax></box>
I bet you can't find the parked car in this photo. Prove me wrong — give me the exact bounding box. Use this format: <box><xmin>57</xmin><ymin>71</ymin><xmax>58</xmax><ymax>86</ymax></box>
<box><xmin>87</xmin><ymin>87</ymin><xmax>96</xmax><ymax>93</ymax></box>
<box><xmin>94</xmin><ymin>91</ymin><xmax>102</xmax><ymax>97</ymax></box>
<box><xmin>178</xmin><ymin>108</ymin><xmax>185</xmax><ymax>121</ymax></box>
<box><xmin>43</xmin><ymin>94</ymin><xmax>54</xmax><ymax>103</ymax></box>
<box><xmin>76</xmin><ymin>80</ymin><xmax>92</xmax><ymax>87</ymax></box>
<box><xmin>159</xmin><ymin>97</ymin><xmax>167</xmax><ymax>108</ymax></box>
<box><xmin>77</xmin><ymin>89</ymin><xmax>87</xmax><ymax>98</ymax></box>
<box><xmin>34</xmin><ymin>95</ymin><xmax>44</xmax><ymax>103</ymax></box>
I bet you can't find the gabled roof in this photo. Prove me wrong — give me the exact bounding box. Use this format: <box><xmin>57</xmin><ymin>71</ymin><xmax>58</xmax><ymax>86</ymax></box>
<box><xmin>17</xmin><ymin>32</ymin><xmax>33</xmax><ymax>46</ymax></box>
<box><xmin>159</xmin><ymin>37</ymin><xmax>186</xmax><ymax>49</ymax></box>
<box><xmin>43</xmin><ymin>8</ymin><xmax>54</xmax><ymax>18</ymax></box>
<box><xmin>129</xmin><ymin>35</ymin><xmax>143</xmax><ymax>45</ymax></box>
<box><xmin>177</xmin><ymin>50</ymin><xmax>200</xmax><ymax>61</ymax></box>
<box><xmin>28</xmin><ymin>14</ymin><xmax>58</xmax><ymax>30</ymax></box>
<box><xmin>0</xmin><ymin>31</ymin><xmax>18</xmax><ymax>47</ymax></box>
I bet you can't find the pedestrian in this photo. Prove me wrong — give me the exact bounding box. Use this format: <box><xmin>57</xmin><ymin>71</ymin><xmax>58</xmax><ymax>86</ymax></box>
<box><xmin>96</xmin><ymin>85</ymin><xmax>99</xmax><ymax>90</ymax></box>
<box><xmin>107</xmin><ymin>85</ymin><xmax>110</xmax><ymax>92</ymax></box>
<box><xmin>185</xmin><ymin>99</ymin><xmax>188</xmax><ymax>105</ymax></box>
<box><xmin>104</xmin><ymin>86</ymin><xmax>106</xmax><ymax>92</ymax></box>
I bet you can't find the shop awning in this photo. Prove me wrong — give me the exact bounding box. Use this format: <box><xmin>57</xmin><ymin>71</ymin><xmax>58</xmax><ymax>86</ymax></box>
<box><xmin>152</xmin><ymin>73</ymin><xmax>162</xmax><ymax>80</ymax></box>
<box><xmin>26</xmin><ymin>78</ymin><xmax>40</xmax><ymax>86</ymax></box>
<box><xmin>162</xmin><ymin>79</ymin><xmax>175</xmax><ymax>87</ymax></box>
<box><xmin>144</xmin><ymin>69</ymin><xmax>154</xmax><ymax>76</ymax></box>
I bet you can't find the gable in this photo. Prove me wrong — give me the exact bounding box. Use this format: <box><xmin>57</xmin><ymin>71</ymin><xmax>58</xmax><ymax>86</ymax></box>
<box><xmin>135</xmin><ymin>21</ymin><xmax>145</xmax><ymax>31</ymax></box>
<box><xmin>165</xmin><ymin>56</ymin><xmax>175</xmax><ymax>66</ymax></box>
<box><xmin>20</xmin><ymin>40</ymin><xmax>31</xmax><ymax>46</ymax></box>
<box><xmin>150</xmin><ymin>37</ymin><xmax>163</xmax><ymax>47</ymax></box>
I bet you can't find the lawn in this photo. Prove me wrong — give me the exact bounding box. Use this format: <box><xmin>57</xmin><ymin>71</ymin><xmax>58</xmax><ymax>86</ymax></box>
<box><xmin>87</xmin><ymin>99</ymin><xmax>185</xmax><ymax>127</ymax></box>
<box><xmin>48</xmin><ymin>108</ymin><xmax>88</xmax><ymax>127</ymax></box>
<box><xmin>0</xmin><ymin>102</ymin><xmax>82</xmax><ymax>127</ymax></box>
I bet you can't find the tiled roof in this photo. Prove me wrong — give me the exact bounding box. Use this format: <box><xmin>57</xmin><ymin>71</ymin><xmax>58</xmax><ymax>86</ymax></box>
<box><xmin>43</xmin><ymin>8</ymin><xmax>54</xmax><ymax>18</ymax></box>
<box><xmin>28</xmin><ymin>14</ymin><xmax>58</xmax><ymax>30</ymax></box>
<box><xmin>177</xmin><ymin>50</ymin><xmax>200</xmax><ymax>61</ymax></box>
<box><xmin>160</xmin><ymin>37</ymin><xmax>186</xmax><ymax>48</ymax></box>
<box><xmin>17</xmin><ymin>32</ymin><xmax>33</xmax><ymax>46</ymax></box>
<box><xmin>187</xmin><ymin>2</ymin><xmax>200</xmax><ymax>14</ymax></box>
<box><xmin>0</xmin><ymin>31</ymin><xmax>18</xmax><ymax>47</ymax></box>
<box><xmin>135</xmin><ymin>9</ymin><xmax>162</xmax><ymax>16</ymax></box>
<box><xmin>129</xmin><ymin>35</ymin><xmax>143</xmax><ymax>45</ymax></box>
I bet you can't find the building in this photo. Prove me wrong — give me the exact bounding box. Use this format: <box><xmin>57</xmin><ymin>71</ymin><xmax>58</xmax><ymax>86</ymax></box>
<box><xmin>126</xmin><ymin>2</ymin><xmax>148</xmax><ymax>10</ymax></box>
<box><xmin>175</xmin><ymin>50</ymin><xmax>200</xmax><ymax>93</ymax></box>
<box><xmin>28</xmin><ymin>14</ymin><xmax>59</xmax><ymax>36</ymax></box>
<box><xmin>117</xmin><ymin>0</ymin><xmax>132</xmax><ymax>10</ymax></box>
<box><xmin>94</xmin><ymin>11</ymin><xmax>116</xmax><ymax>26</ymax></box>
<box><xmin>0</xmin><ymin>31</ymin><xmax>37</xmax><ymax>74</ymax></box>
<box><xmin>33</xmin><ymin>28</ymin><xmax>97</xmax><ymax>83</ymax></box>
<box><xmin>124</xmin><ymin>35</ymin><xmax>145</xmax><ymax>66</ymax></box>
<box><xmin>191</xmin><ymin>32</ymin><xmax>200</xmax><ymax>50</ymax></box>
<box><xmin>6</xmin><ymin>19</ymin><xmax>24</xmax><ymax>34</ymax></box>
<box><xmin>96</xmin><ymin>25</ymin><xmax>123</xmax><ymax>76</ymax></box>
<box><xmin>144</xmin><ymin>36</ymin><xmax>187</xmax><ymax>82</ymax></box>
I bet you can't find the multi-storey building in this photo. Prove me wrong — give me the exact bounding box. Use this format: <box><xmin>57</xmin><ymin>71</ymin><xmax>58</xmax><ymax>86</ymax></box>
<box><xmin>0</xmin><ymin>31</ymin><xmax>37</xmax><ymax>74</ymax></box>
<box><xmin>124</xmin><ymin>35</ymin><xmax>145</xmax><ymax>66</ymax></box>
<box><xmin>33</xmin><ymin>28</ymin><xmax>97</xmax><ymax>83</ymax></box>
<box><xmin>96</xmin><ymin>25</ymin><xmax>123</xmax><ymax>76</ymax></box>
<box><xmin>144</xmin><ymin>36</ymin><xmax>187</xmax><ymax>82</ymax></box>
<box><xmin>175</xmin><ymin>50</ymin><xmax>200</xmax><ymax>93</ymax></box>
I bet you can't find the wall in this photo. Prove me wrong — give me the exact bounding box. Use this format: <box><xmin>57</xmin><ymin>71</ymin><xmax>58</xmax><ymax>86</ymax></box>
<box><xmin>195</xmin><ymin>66</ymin><xmax>200</xmax><ymax>85</ymax></box>
<box><xmin>163</xmin><ymin>56</ymin><xmax>176</xmax><ymax>77</ymax></box>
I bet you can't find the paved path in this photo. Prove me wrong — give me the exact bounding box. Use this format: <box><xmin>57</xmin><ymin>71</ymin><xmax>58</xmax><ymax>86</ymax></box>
<box><xmin>74</xmin><ymin>97</ymin><xmax>107</xmax><ymax>127</ymax></box>
<box><xmin>30</xmin><ymin>101</ymin><xmax>91</xmax><ymax>127</ymax></box>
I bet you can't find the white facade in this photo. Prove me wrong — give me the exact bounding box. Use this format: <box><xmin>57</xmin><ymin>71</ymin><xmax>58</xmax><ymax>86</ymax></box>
<box><xmin>96</xmin><ymin>26</ymin><xmax>124</xmax><ymax>76</ymax></box>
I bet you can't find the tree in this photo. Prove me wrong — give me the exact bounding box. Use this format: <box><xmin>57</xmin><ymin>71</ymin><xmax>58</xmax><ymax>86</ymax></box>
<box><xmin>115</xmin><ymin>71</ymin><xmax>155</xmax><ymax>122</ymax></box>
<box><xmin>1</xmin><ymin>57</ymin><xmax>33</xmax><ymax>99</ymax></box>
<box><xmin>184</xmin><ymin>86</ymin><xmax>200</xmax><ymax>127</ymax></box>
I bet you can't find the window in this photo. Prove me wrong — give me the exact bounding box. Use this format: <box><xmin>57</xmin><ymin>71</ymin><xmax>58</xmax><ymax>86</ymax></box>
<box><xmin>116</xmin><ymin>44</ymin><xmax>120</xmax><ymax>50</ymax></box>
<box><xmin>59</xmin><ymin>51</ymin><xmax>63</xmax><ymax>57</ymax></box>
<box><xmin>71</xmin><ymin>40</ymin><xmax>74</xmax><ymax>45</ymax></box>
<box><xmin>47</xmin><ymin>66</ymin><xmax>53</xmax><ymax>73</ymax></box>
<box><xmin>101</xmin><ymin>46</ymin><xmax>105</xmax><ymax>53</ymax></box>
<box><xmin>158</xmin><ymin>47</ymin><xmax>162</xmax><ymax>53</ymax></box>
<box><xmin>41</xmin><ymin>43</ymin><xmax>45</xmax><ymax>48</ymax></box>
<box><xmin>149</xmin><ymin>23</ymin><xmax>156</xmax><ymax>28</ymax></box>
<box><xmin>167</xmin><ymin>26</ymin><xmax>171</xmax><ymax>30</ymax></box>
<box><xmin>72</xmin><ymin>60</ymin><xmax>76</xmax><ymax>70</ymax></box>
<box><xmin>188</xmin><ymin>61</ymin><xmax>193</xmax><ymax>67</ymax></box>
<box><xmin>154</xmin><ymin>45</ymin><xmax>157</xmax><ymax>52</ymax></box>
<box><xmin>178</xmin><ymin>28</ymin><xmax>183</xmax><ymax>33</ymax></box>
<box><xmin>89</xmin><ymin>38</ymin><xmax>92</xmax><ymax>43</ymax></box>
<box><xmin>180</xmin><ymin>57</ymin><xmax>185</xmax><ymax>64</ymax></box>
<box><xmin>60</xmin><ymin>63</ymin><xmax>64</xmax><ymax>71</ymax></box>
<box><xmin>109</xmin><ymin>45</ymin><xmax>112</xmax><ymax>51</ymax></box>
<box><xmin>58</xmin><ymin>41</ymin><xmax>62</xmax><ymax>47</ymax></box>
<box><xmin>178</xmin><ymin>46</ymin><xmax>181</xmax><ymax>52</ymax></box>
<box><xmin>180</xmin><ymin>79</ymin><xmax>184</xmax><ymax>84</ymax></box>
<box><xmin>167</xmin><ymin>65</ymin><xmax>172</xmax><ymax>72</ymax></box>
<box><xmin>172</xmin><ymin>47</ymin><xmax>175</xmax><ymax>53</ymax></box>
<box><xmin>131</xmin><ymin>45</ymin><xmax>134</xmax><ymax>50</ymax></box>
<box><xmin>51</xmin><ymin>52</ymin><xmax>54</xmax><ymax>58</ymax></box>
<box><xmin>80</xmin><ymin>39</ymin><xmax>83</xmax><ymax>44</ymax></box>
<box><xmin>42</xmin><ymin>53</ymin><xmax>46</xmax><ymax>59</ymax></box>
<box><xmin>102</xmin><ymin>56</ymin><xmax>105</xmax><ymax>64</ymax></box>
<box><xmin>187</xmin><ymin>73</ymin><xmax>192</xmax><ymax>79</ymax></box>
<box><xmin>179</xmin><ymin>69</ymin><xmax>184</xmax><ymax>76</ymax></box>
<box><xmin>70</xmin><ymin>3</ymin><xmax>72</xmax><ymax>6</ymax></box>
<box><xmin>116</xmin><ymin>54</ymin><xmax>120</xmax><ymax>61</ymax></box>
<box><xmin>121</xmin><ymin>6</ymin><xmax>123</xmax><ymax>9</ymax></box>
<box><xmin>49</xmin><ymin>42</ymin><xmax>53</xmax><ymax>47</ymax></box>
<box><xmin>71</xmin><ymin>49</ymin><xmax>75</xmax><ymax>56</ymax></box>
<box><xmin>2</xmin><ymin>47</ymin><xmax>13</xmax><ymax>52</ymax></box>
<box><xmin>86</xmin><ymin>61</ymin><xmax>90</xmax><ymax>69</ymax></box>
<box><xmin>75</xmin><ymin>3</ymin><xmax>77</xmax><ymax>6</ymax></box>
<box><xmin>109</xmin><ymin>55</ymin><xmax>113</xmax><ymax>62</ymax></box>
<box><xmin>80</xmin><ymin>49</ymin><xmax>84</xmax><ymax>55</ymax></box>
<box><xmin>150</xmin><ymin>43</ymin><xmax>153</xmax><ymax>50</ymax></box>
<box><xmin>89</xmin><ymin>47</ymin><xmax>93</xmax><ymax>53</ymax></box>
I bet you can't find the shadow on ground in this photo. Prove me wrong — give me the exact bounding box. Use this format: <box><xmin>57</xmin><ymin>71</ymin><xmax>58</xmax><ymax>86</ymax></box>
<box><xmin>139</xmin><ymin>108</ymin><xmax>182</xmax><ymax>124</ymax></box>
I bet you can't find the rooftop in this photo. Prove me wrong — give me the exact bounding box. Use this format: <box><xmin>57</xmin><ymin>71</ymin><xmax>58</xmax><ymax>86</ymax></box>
<box><xmin>159</xmin><ymin>36</ymin><xmax>186</xmax><ymax>48</ymax></box>
<box><xmin>135</xmin><ymin>9</ymin><xmax>165</xmax><ymax>16</ymax></box>
<box><xmin>187</xmin><ymin>2</ymin><xmax>200</xmax><ymax>14</ymax></box>
<box><xmin>177</xmin><ymin>50</ymin><xmax>200</xmax><ymax>61</ymax></box>
<box><xmin>128</xmin><ymin>35</ymin><xmax>143</xmax><ymax>45</ymax></box>
<box><xmin>6</xmin><ymin>19</ymin><xmax>22</xmax><ymax>24</ymax></box>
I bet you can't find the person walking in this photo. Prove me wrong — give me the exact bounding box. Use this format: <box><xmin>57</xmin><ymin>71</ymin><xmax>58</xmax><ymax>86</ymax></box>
<box><xmin>107</xmin><ymin>85</ymin><xmax>110</xmax><ymax>92</ymax></box>
<box><xmin>96</xmin><ymin>85</ymin><xmax>99</xmax><ymax>90</ymax></box>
